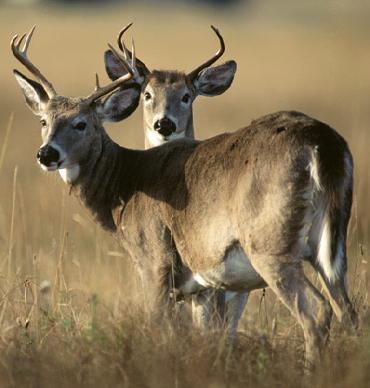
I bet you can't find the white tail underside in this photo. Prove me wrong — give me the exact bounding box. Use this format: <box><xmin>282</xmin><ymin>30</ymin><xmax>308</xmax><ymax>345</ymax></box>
<box><xmin>309</xmin><ymin>150</ymin><xmax>343</xmax><ymax>283</ymax></box>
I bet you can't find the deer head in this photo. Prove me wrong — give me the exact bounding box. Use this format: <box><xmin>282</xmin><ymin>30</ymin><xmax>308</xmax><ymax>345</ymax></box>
<box><xmin>12</xmin><ymin>26</ymin><xmax>141</xmax><ymax>183</ymax></box>
<box><xmin>104</xmin><ymin>24</ymin><xmax>237</xmax><ymax>148</ymax></box>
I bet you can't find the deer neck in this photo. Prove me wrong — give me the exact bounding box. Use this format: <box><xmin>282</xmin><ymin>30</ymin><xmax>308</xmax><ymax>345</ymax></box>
<box><xmin>69</xmin><ymin>130</ymin><xmax>140</xmax><ymax>232</ymax></box>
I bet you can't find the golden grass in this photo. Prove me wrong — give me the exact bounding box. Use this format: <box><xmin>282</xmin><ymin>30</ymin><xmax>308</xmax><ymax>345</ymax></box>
<box><xmin>0</xmin><ymin>2</ymin><xmax>370</xmax><ymax>386</ymax></box>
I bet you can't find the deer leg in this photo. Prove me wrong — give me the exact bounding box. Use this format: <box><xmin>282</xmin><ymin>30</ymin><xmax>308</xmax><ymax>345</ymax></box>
<box><xmin>135</xmin><ymin>257</ymin><xmax>175</xmax><ymax>324</ymax></box>
<box><xmin>137</xmin><ymin>268</ymin><xmax>152</xmax><ymax>315</ymax></box>
<box><xmin>224</xmin><ymin>291</ymin><xmax>249</xmax><ymax>342</ymax></box>
<box><xmin>151</xmin><ymin>262</ymin><xmax>179</xmax><ymax>325</ymax></box>
<box><xmin>250</xmin><ymin>255</ymin><xmax>332</xmax><ymax>371</ymax></box>
<box><xmin>136</xmin><ymin>266</ymin><xmax>166</xmax><ymax>322</ymax></box>
<box><xmin>213</xmin><ymin>289</ymin><xmax>226</xmax><ymax>327</ymax></box>
<box><xmin>316</xmin><ymin>269</ymin><xmax>358</xmax><ymax>329</ymax></box>
<box><xmin>192</xmin><ymin>289</ymin><xmax>225</xmax><ymax>330</ymax></box>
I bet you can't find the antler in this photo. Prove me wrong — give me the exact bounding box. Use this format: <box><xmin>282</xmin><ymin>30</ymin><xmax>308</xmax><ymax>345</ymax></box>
<box><xmin>117</xmin><ymin>23</ymin><xmax>133</xmax><ymax>54</ymax></box>
<box><xmin>187</xmin><ymin>25</ymin><xmax>225</xmax><ymax>81</ymax></box>
<box><xmin>11</xmin><ymin>26</ymin><xmax>57</xmax><ymax>98</ymax></box>
<box><xmin>110</xmin><ymin>35</ymin><xmax>143</xmax><ymax>82</ymax></box>
<box><xmin>116</xmin><ymin>23</ymin><xmax>150</xmax><ymax>78</ymax></box>
<box><xmin>85</xmin><ymin>40</ymin><xmax>136</xmax><ymax>103</ymax></box>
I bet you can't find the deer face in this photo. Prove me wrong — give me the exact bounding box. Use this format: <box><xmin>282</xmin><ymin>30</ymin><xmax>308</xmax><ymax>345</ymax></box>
<box><xmin>35</xmin><ymin>97</ymin><xmax>97</xmax><ymax>172</ymax></box>
<box><xmin>12</xmin><ymin>27</ymin><xmax>140</xmax><ymax>183</ymax></box>
<box><xmin>104</xmin><ymin>25</ymin><xmax>237</xmax><ymax>147</ymax></box>
<box><xmin>142</xmin><ymin>71</ymin><xmax>194</xmax><ymax>143</ymax></box>
<box><xmin>141</xmin><ymin>63</ymin><xmax>236</xmax><ymax>143</ymax></box>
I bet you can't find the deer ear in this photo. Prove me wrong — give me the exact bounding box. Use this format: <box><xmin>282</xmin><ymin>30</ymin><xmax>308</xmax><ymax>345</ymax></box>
<box><xmin>104</xmin><ymin>50</ymin><xmax>128</xmax><ymax>80</ymax></box>
<box><xmin>98</xmin><ymin>85</ymin><xmax>141</xmax><ymax>122</ymax></box>
<box><xmin>13</xmin><ymin>69</ymin><xmax>49</xmax><ymax>115</ymax></box>
<box><xmin>194</xmin><ymin>60</ymin><xmax>237</xmax><ymax>97</ymax></box>
<box><xmin>104</xmin><ymin>49</ymin><xmax>150</xmax><ymax>82</ymax></box>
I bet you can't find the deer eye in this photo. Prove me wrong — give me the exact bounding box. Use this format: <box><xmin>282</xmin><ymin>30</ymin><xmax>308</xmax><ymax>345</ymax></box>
<box><xmin>74</xmin><ymin>121</ymin><xmax>86</xmax><ymax>131</ymax></box>
<box><xmin>144</xmin><ymin>92</ymin><xmax>152</xmax><ymax>101</ymax></box>
<box><xmin>181</xmin><ymin>93</ymin><xmax>190</xmax><ymax>104</ymax></box>
<box><xmin>40</xmin><ymin>119</ymin><xmax>47</xmax><ymax>127</ymax></box>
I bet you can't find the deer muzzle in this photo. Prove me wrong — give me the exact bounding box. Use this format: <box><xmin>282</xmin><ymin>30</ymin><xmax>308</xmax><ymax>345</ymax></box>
<box><xmin>37</xmin><ymin>145</ymin><xmax>60</xmax><ymax>168</ymax></box>
<box><xmin>154</xmin><ymin>117</ymin><xmax>176</xmax><ymax>137</ymax></box>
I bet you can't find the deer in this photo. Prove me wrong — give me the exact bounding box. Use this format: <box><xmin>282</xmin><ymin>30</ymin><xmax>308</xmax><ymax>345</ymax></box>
<box><xmin>104</xmin><ymin>24</ymin><xmax>237</xmax><ymax>149</ymax></box>
<box><xmin>12</xmin><ymin>26</ymin><xmax>358</xmax><ymax>370</ymax></box>
<box><xmin>104</xmin><ymin>24</ymin><xmax>245</xmax><ymax>335</ymax></box>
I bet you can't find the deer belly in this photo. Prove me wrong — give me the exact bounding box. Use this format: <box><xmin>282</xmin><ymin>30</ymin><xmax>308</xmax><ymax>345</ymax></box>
<box><xmin>193</xmin><ymin>246</ymin><xmax>266</xmax><ymax>292</ymax></box>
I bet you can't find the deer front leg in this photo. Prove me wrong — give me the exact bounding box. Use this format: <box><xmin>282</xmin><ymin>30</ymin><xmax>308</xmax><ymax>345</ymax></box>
<box><xmin>191</xmin><ymin>289</ymin><xmax>225</xmax><ymax>330</ymax></box>
<box><xmin>224</xmin><ymin>291</ymin><xmax>249</xmax><ymax>341</ymax></box>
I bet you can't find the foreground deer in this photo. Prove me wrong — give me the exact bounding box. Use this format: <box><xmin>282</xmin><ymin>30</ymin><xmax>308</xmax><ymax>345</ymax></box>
<box><xmin>105</xmin><ymin>24</ymin><xmax>243</xmax><ymax>332</ymax></box>
<box><xmin>12</xmin><ymin>27</ymin><xmax>357</xmax><ymax>369</ymax></box>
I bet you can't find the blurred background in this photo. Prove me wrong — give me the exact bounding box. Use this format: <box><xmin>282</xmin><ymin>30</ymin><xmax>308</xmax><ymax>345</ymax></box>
<box><xmin>0</xmin><ymin>0</ymin><xmax>369</xmax><ymax>374</ymax></box>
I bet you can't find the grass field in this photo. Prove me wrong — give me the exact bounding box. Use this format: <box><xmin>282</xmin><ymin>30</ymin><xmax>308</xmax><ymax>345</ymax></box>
<box><xmin>0</xmin><ymin>1</ymin><xmax>370</xmax><ymax>386</ymax></box>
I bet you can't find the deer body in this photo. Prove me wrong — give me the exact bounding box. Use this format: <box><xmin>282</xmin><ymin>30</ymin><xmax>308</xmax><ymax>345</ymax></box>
<box><xmin>61</xmin><ymin>109</ymin><xmax>354</xmax><ymax>340</ymax></box>
<box><xmin>12</xmin><ymin>27</ymin><xmax>357</xmax><ymax>369</ymax></box>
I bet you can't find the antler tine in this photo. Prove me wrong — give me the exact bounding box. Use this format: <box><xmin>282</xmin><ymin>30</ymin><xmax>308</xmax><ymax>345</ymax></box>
<box><xmin>86</xmin><ymin>43</ymin><xmax>135</xmax><ymax>103</ymax></box>
<box><xmin>120</xmin><ymin>35</ymin><xmax>131</xmax><ymax>62</ymax></box>
<box><xmin>11</xmin><ymin>26</ymin><xmax>56</xmax><ymax>98</ymax></box>
<box><xmin>109</xmin><ymin>43</ymin><xmax>141</xmax><ymax>81</ymax></box>
<box><xmin>115</xmin><ymin>22</ymin><xmax>151</xmax><ymax>78</ymax></box>
<box><xmin>117</xmin><ymin>22</ymin><xmax>133</xmax><ymax>58</ymax></box>
<box><xmin>86</xmin><ymin>71</ymin><xmax>133</xmax><ymax>103</ymax></box>
<box><xmin>23</xmin><ymin>25</ymin><xmax>35</xmax><ymax>52</ymax></box>
<box><xmin>95</xmin><ymin>73</ymin><xmax>101</xmax><ymax>91</ymax></box>
<box><xmin>131</xmin><ymin>37</ymin><xmax>136</xmax><ymax>69</ymax></box>
<box><xmin>187</xmin><ymin>25</ymin><xmax>225</xmax><ymax>81</ymax></box>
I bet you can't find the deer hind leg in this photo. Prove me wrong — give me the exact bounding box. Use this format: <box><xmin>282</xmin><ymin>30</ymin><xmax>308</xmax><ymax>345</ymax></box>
<box><xmin>312</xmin><ymin>200</ymin><xmax>358</xmax><ymax>329</ymax></box>
<box><xmin>317</xmin><ymin>269</ymin><xmax>358</xmax><ymax>329</ymax></box>
<box><xmin>250</xmin><ymin>255</ymin><xmax>332</xmax><ymax>371</ymax></box>
<box><xmin>309</xmin><ymin>219</ymin><xmax>357</xmax><ymax>329</ymax></box>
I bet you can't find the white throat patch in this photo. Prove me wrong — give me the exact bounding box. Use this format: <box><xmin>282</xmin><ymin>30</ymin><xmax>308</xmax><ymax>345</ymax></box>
<box><xmin>59</xmin><ymin>165</ymin><xmax>80</xmax><ymax>184</ymax></box>
<box><xmin>146</xmin><ymin>129</ymin><xmax>166</xmax><ymax>147</ymax></box>
<box><xmin>146</xmin><ymin>129</ymin><xmax>186</xmax><ymax>148</ymax></box>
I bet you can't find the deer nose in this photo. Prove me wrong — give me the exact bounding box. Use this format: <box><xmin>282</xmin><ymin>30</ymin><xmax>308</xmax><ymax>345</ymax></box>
<box><xmin>37</xmin><ymin>145</ymin><xmax>60</xmax><ymax>166</ymax></box>
<box><xmin>154</xmin><ymin>117</ymin><xmax>176</xmax><ymax>137</ymax></box>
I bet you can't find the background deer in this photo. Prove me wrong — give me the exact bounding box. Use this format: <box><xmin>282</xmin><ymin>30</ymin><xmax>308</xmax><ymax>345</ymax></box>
<box><xmin>12</xmin><ymin>27</ymin><xmax>357</xmax><ymax>370</ymax></box>
<box><xmin>104</xmin><ymin>24</ymin><xmax>236</xmax><ymax>148</ymax></box>
<box><xmin>104</xmin><ymin>24</ymin><xmax>246</xmax><ymax>334</ymax></box>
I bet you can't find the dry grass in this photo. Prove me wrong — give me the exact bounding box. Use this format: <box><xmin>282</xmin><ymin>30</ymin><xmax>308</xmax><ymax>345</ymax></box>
<box><xmin>0</xmin><ymin>1</ymin><xmax>370</xmax><ymax>387</ymax></box>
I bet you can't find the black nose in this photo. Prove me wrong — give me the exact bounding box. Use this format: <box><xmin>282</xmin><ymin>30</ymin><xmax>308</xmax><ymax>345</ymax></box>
<box><xmin>154</xmin><ymin>117</ymin><xmax>176</xmax><ymax>137</ymax></box>
<box><xmin>37</xmin><ymin>145</ymin><xmax>60</xmax><ymax>166</ymax></box>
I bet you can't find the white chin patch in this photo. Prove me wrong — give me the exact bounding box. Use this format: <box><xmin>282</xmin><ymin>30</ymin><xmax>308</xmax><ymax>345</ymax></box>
<box><xmin>59</xmin><ymin>165</ymin><xmax>80</xmax><ymax>184</ymax></box>
<box><xmin>39</xmin><ymin>162</ymin><xmax>57</xmax><ymax>172</ymax></box>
